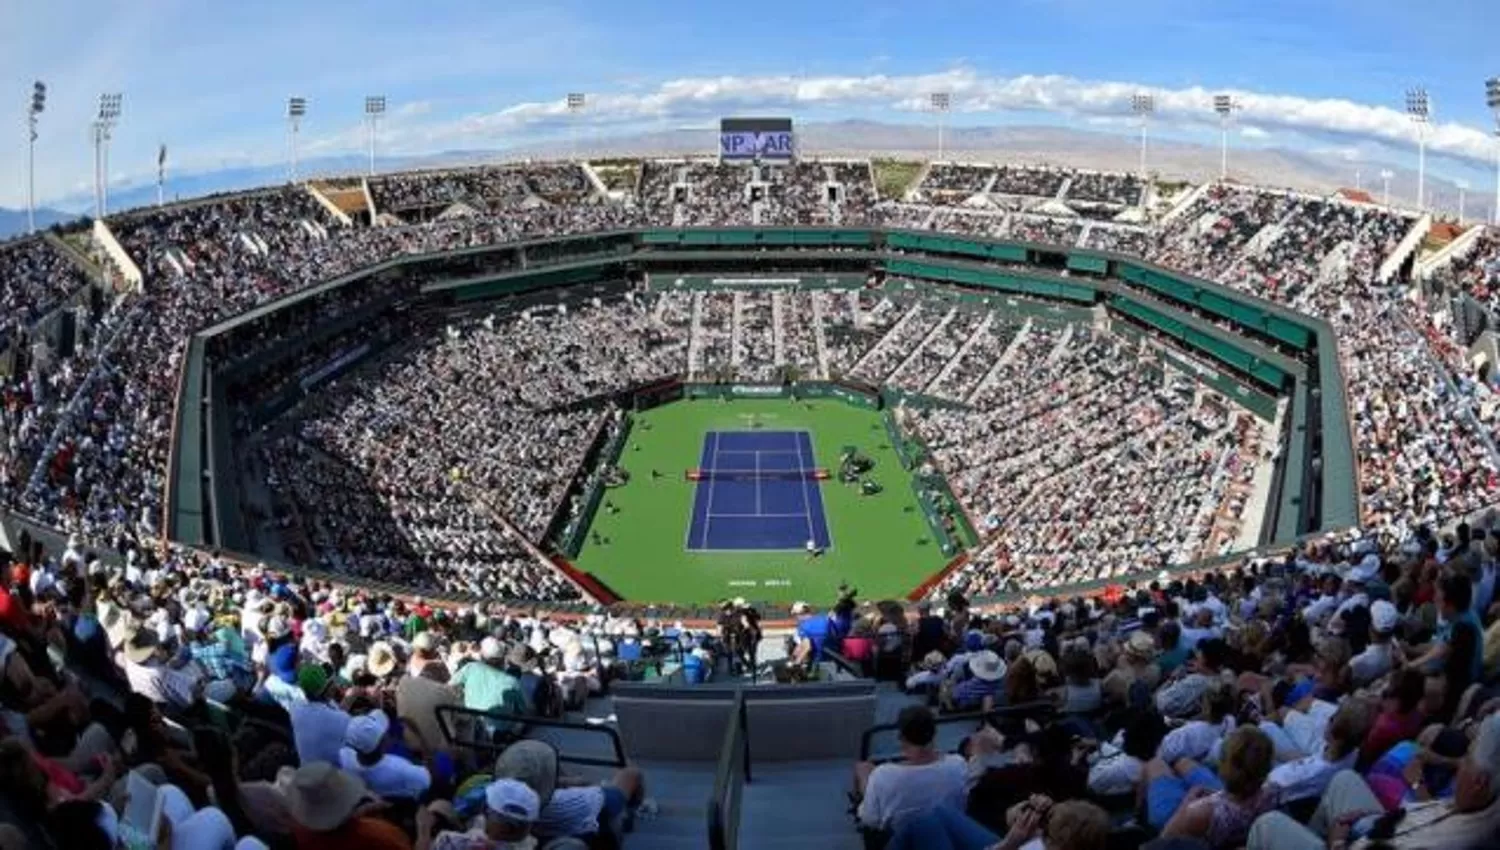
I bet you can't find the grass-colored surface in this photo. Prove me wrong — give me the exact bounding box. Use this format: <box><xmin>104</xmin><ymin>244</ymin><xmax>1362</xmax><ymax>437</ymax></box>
<box><xmin>871</xmin><ymin>158</ymin><xmax>926</xmax><ymax>201</ymax></box>
<box><xmin>572</xmin><ymin>398</ymin><xmax>947</xmax><ymax>605</ymax></box>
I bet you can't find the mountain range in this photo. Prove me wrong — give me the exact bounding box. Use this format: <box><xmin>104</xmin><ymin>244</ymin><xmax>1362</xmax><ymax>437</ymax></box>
<box><xmin>0</xmin><ymin>120</ymin><xmax>1482</xmax><ymax>239</ymax></box>
<box><xmin>0</xmin><ymin>206</ymin><xmax>81</xmax><ymax>240</ymax></box>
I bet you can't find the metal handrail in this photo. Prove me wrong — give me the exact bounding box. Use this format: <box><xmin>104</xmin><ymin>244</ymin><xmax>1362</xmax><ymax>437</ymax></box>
<box><xmin>858</xmin><ymin>700</ymin><xmax>1057</xmax><ymax>763</ymax></box>
<box><xmin>707</xmin><ymin>689</ymin><xmax>752</xmax><ymax>850</ymax></box>
<box><xmin>433</xmin><ymin>704</ymin><xmax>627</xmax><ymax>768</ymax></box>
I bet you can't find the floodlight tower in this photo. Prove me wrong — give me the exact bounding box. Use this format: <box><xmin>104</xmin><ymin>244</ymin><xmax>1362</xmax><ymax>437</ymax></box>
<box><xmin>156</xmin><ymin>144</ymin><xmax>167</xmax><ymax>207</ymax></box>
<box><xmin>287</xmin><ymin>97</ymin><xmax>307</xmax><ymax>183</ymax></box>
<box><xmin>1405</xmin><ymin>86</ymin><xmax>1431</xmax><ymax>210</ymax></box>
<box><xmin>1212</xmin><ymin>93</ymin><xmax>1239</xmax><ymax>179</ymax></box>
<box><xmin>1131</xmin><ymin>93</ymin><xmax>1155</xmax><ymax>178</ymax></box>
<box><xmin>930</xmin><ymin>91</ymin><xmax>951</xmax><ymax>162</ymax></box>
<box><xmin>364</xmin><ymin>95</ymin><xmax>386</xmax><ymax>176</ymax></box>
<box><xmin>93</xmin><ymin>93</ymin><xmax>122</xmax><ymax>219</ymax></box>
<box><xmin>566</xmin><ymin>92</ymin><xmax>586</xmax><ymax>162</ymax></box>
<box><xmin>1486</xmin><ymin>77</ymin><xmax>1500</xmax><ymax>224</ymax></box>
<box><xmin>25</xmin><ymin>81</ymin><xmax>45</xmax><ymax>233</ymax></box>
<box><xmin>1457</xmin><ymin>180</ymin><xmax>1468</xmax><ymax>224</ymax></box>
<box><xmin>1380</xmin><ymin>169</ymin><xmax>1394</xmax><ymax>206</ymax></box>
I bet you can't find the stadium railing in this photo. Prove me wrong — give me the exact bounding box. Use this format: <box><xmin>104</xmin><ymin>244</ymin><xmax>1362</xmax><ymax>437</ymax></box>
<box><xmin>707</xmin><ymin>688</ymin><xmax>752</xmax><ymax>850</ymax></box>
<box><xmin>433</xmin><ymin>705</ymin><xmax>628</xmax><ymax>768</ymax></box>
<box><xmin>858</xmin><ymin>700</ymin><xmax>1058</xmax><ymax>764</ymax></box>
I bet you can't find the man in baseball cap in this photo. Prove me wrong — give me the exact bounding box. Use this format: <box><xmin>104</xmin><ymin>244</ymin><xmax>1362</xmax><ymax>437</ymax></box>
<box><xmin>417</xmin><ymin>778</ymin><xmax>540</xmax><ymax>849</ymax></box>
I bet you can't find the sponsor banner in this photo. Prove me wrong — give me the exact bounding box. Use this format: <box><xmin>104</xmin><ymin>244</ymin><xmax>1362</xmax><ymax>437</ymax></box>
<box><xmin>720</xmin><ymin>117</ymin><xmax>794</xmax><ymax>161</ymax></box>
<box><xmin>729</xmin><ymin>384</ymin><xmax>786</xmax><ymax>397</ymax></box>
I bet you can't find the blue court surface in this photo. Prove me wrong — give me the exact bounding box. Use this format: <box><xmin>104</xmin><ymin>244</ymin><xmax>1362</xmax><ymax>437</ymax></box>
<box><xmin>687</xmin><ymin>430</ymin><xmax>834</xmax><ymax>551</ymax></box>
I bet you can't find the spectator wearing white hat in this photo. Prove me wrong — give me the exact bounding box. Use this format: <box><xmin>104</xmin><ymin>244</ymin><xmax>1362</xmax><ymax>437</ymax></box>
<box><xmin>338</xmin><ymin>710</ymin><xmax>432</xmax><ymax>802</ymax></box>
<box><xmin>417</xmin><ymin>778</ymin><xmax>540</xmax><ymax>850</ymax></box>
<box><xmin>1349</xmin><ymin>600</ymin><xmax>1400</xmax><ymax>687</ymax></box>
<box><xmin>942</xmin><ymin>649</ymin><xmax>1005</xmax><ymax>713</ymax></box>
<box><xmin>452</xmin><ymin>637</ymin><xmax>528</xmax><ymax>724</ymax></box>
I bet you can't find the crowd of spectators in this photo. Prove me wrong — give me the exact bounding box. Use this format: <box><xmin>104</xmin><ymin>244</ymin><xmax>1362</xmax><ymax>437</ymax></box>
<box><xmin>913</xmin><ymin>164</ymin><xmax>1137</xmax><ymax>212</ymax></box>
<box><xmin>636</xmin><ymin>159</ymin><xmax>877</xmax><ymax>228</ymax></box>
<box><xmin>913</xmin><ymin>329</ymin><xmax>1273</xmax><ymax>596</ymax></box>
<box><xmin>368</xmin><ymin>164</ymin><xmax>593</xmax><ymax>218</ymax></box>
<box><xmin>1152</xmin><ymin>185</ymin><xmax>1497</xmax><ymax>538</ymax></box>
<box><xmin>0</xmin><ymin>236</ymin><xmax>93</xmax><ymax>345</ymax></box>
<box><xmin>790</xmin><ymin>522</ymin><xmax>1500</xmax><ymax>850</ymax></box>
<box><xmin>0</xmin><ymin>537</ymin><xmax>694</xmax><ymax>849</ymax></box>
<box><xmin>5</xmin><ymin>426</ymin><xmax>1500</xmax><ymax>848</ymax></box>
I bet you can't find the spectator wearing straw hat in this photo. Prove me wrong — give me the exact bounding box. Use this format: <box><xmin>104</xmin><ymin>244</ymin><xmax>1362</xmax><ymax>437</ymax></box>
<box><xmin>943</xmin><ymin>649</ymin><xmax>1005</xmax><ymax>713</ymax></box>
<box><xmin>284</xmin><ymin>761</ymin><xmax>410</xmax><ymax>850</ymax></box>
<box><xmin>120</xmin><ymin>625</ymin><xmax>202</xmax><ymax>711</ymax></box>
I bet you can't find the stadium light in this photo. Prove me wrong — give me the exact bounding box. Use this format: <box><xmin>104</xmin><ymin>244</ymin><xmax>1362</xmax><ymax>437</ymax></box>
<box><xmin>566</xmin><ymin>92</ymin><xmax>586</xmax><ymax>162</ymax></box>
<box><xmin>1131</xmin><ymin>93</ymin><xmax>1155</xmax><ymax>178</ymax></box>
<box><xmin>93</xmin><ymin>92</ymin><xmax>123</xmax><ymax>219</ymax></box>
<box><xmin>156</xmin><ymin>144</ymin><xmax>167</xmax><ymax>207</ymax></box>
<box><xmin>1212</xmin><ymin>94</ymin><xmax>1239</xmax><ymax>180</ymax></box>
<box><xmin>1405</xmin><ymin>86</ymin><xmax>1430</xmax><ymax>210</ymax></box>
<box><xmin>1380</xmin><ymin>168</ymin><xmax>1394</xmax><ymax>207</ymax></box>
<box><xmin>930</xmin><ymin>92</ymin><xmax>951</xmax><ymax>162</ymax></box>
<box><xmin>25</xmin><ymin>81</ymin><xmax>45</xmax><ymax>233</ymax></box>
<box><xmin>364</xmin><ymin>95</ymin><xmax>386</xmax><ymax>176</ymax></box>
<box><xmin>1486</xmin><ymin>77</ymin><xmax>1500</xmax><ymax>224</ymax></box>
<box><xmin>1457</xmin><ymin>179</ymin><xmax>1468</xmax><ymax>224</ymax></box>
<box><xmin>288</xmin><ymin>97</ymin><xmax>307</xmax><ymax>183</ymax></box>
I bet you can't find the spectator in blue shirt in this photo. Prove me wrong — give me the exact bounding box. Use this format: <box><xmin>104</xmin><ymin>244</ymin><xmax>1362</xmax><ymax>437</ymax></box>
<box><xmin>943</xmin><ymin>650</ymin><xmax>1005</xmax><ymax>712</ymax></box>
<box><xmin>792</xmin><ymin>602</ymin><xmax>830</xmax><ymax>665</ymax></box>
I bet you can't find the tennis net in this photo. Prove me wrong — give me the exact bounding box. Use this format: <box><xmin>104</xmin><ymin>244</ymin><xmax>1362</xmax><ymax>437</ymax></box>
<box><xmin>685</xmin><ymin>468</ymin><xmax>830</xmax><ymax>482</ymax></box>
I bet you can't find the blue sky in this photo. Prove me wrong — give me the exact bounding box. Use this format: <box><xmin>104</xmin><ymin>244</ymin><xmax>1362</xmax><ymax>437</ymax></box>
<box><xmin>4</xmin><ymin>0</ymin><xmax>1500</xmax><ymax>207</ymax></box>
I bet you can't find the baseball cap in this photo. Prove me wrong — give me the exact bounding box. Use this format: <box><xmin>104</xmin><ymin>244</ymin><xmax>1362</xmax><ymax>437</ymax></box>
<box><xmin>1370</xmin><ymin>600</ymin><xmax>1400</xmax><ymax>634</ymax></box>
<box><xmin>484</xmin><ymin>778</ymin><xmax>540</xmax><ymax>823</ymax></box>
<box><xmin>344</xmin><ymin>712</ymin><xmax>390</xmax><ymax>755</ymax></box>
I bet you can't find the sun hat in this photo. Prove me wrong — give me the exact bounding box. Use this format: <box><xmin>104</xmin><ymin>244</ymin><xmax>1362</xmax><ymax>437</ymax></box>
<box><xmin>122</xmin><ymin>627</ymin><xmax>160</xmax><ymax>664</ymax></box>
<box><xmin>967</xmin><ymin>649</ymin><xmax>1006</xmax><ymax>682</ymax></box>
<box><xmin>1125</xmin><ymin>630</ymin><xmax>1158</xmax><ymax>661</ymax></box>
<box><xmin>485</xmin><ymin>778</ymin><xmax>541</xmax><ymax>823</ymax></box>
<box><xmin>284</xmin><ymin>762</ymin><xmax>374</xmax><ymax>833</ymax></box>
<box><xmin>367</xmin><ymin>641</ymin><xmax>397</xmax><ymax>677</ymax></box>
<box><xmin>344</xmin><ymin>711</ymin><xmax>391</xmax><ymax>755</ymax></box>
<box><xmin>99</xmin><ymin>602</ymin><xmax>135</xmax><ymax>650</ymax></box>
<box><xmin>492</xmin><ymin>740</ymin><xmax>559</xmax><ymax>807</ymax></box>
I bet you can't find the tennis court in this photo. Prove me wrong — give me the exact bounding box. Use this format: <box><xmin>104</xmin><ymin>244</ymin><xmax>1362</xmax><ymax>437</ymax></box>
<box><xmin>687</xmin><ymin>430</ymin><xmax>833</xmax><ymax>551</ymax></box>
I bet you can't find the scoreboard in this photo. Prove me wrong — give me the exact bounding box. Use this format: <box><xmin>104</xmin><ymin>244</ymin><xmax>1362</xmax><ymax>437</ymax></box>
<box><xmin>720</xmin><ymin>117</ymin><xmax>794</xmax><ymax>161</ymax></box>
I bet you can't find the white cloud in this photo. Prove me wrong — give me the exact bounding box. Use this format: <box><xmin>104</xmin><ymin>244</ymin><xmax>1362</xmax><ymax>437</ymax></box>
<box><xmin>21</xmin><ymin>65</ymin><xmax>1500</xmax><ymax>207</ymax></box>
<box><xmin>363</xmin><ymin>68</ymin><xmax>1498</xmax><ymax>168</ymax></box>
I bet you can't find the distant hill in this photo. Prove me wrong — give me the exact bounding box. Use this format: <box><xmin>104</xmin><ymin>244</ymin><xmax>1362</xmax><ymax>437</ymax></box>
<box><xmin>0</xmin><ymin>206</ymin><xmax>80</xmax><ymax>240</ymax></box>
<box><xmin>27</xmin><ymin>120</ymin><xmax>1478</xmax><ymax>222</ymax></box>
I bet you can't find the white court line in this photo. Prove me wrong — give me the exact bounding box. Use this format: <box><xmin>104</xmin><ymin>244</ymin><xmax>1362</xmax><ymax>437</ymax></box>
<box><xmin>699</xmin><ymin>432</ymin><xmax>719</xmax><ymax>549</ymax></box>
<box><xmin>754</xmin><ymin>450</ymin><xmax>762</xmax><ymax>515</ymax></box>
<box><xmin>707</xmin><ymin>512</ymin><xmax>814</xmax><ymax>519</ymax></box>
<box><xmin>793</xmin><ymin>431</ymin><xmax>819</xmax><ymax>545</ymax></box>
